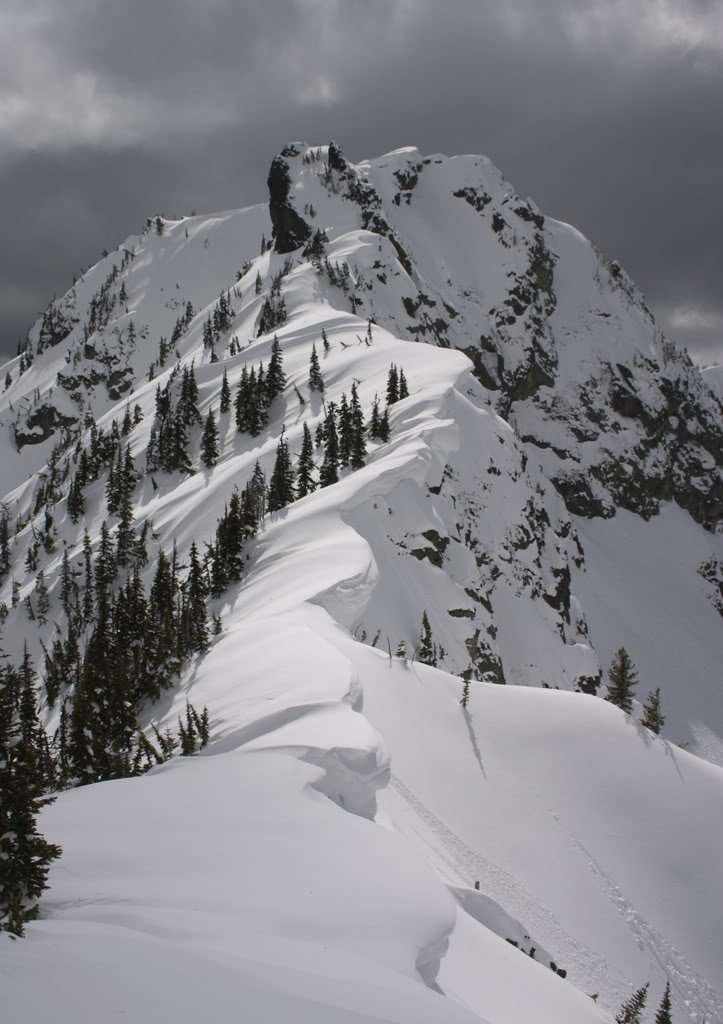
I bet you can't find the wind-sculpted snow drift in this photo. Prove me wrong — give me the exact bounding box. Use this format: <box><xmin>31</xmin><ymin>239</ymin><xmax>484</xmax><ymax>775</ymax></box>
<box><xmin>2</xmin><ymin>142</ymin><xmax>723</xmax><ymax>1023</ymax></box>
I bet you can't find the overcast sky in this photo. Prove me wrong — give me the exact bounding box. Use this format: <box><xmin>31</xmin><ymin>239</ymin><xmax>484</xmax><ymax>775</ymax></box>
<box><xmin>1</xmin><ymin>0</ymin><xmax>721</xmax><ymax>361</ymax></box>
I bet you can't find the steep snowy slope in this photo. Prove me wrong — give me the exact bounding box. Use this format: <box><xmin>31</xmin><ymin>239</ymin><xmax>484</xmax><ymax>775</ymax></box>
<box><xmin>2</xmin><ymin>141</ymin><xmax>723</xmax><ymax>1024</ymax></box>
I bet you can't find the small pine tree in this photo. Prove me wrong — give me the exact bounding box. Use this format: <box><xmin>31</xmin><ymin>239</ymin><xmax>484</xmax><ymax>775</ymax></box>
<box><xmin>398</xmin><ymin>368</ymin><xmax>409</xmax><ymax>400</ymax></box>
<box><xmin>395</xmin><ymin>640</ymin><xmax>407</xmax><ymax>659</ymax></box>
<box><xmin>322</xmin><ymin>328</ymin><xmax>330</xmax><ymax>353</ymax></box>
<box><xmin>319</xmin><ymin>406</ymin><xmax>340</xmax><ymax>488</ymax></box>
<box><xmin>641</xmin><ymin>688</ymin><xmax>665</xmax><ymax>735</ymax></box>
<box><xmin>386</xmin><ymin>364</ymin><xmax>399</xmax><ymax>405</ymax></box>
<box><xmin>349</xmin><ymin>381</ymin><xmax>366</xmax><ymax>470</ymax></box>
<box><xmin>219</xmin><ymin>369</ymin><xmax>231</xmax><ymax>414</ymax></box>
<box><xmin>36</xmin><ymin>569</ymin><xmax>50</xmax><ymax>625</ymax></box>
<box><xmin>200</xmin><ymin>408</ymin><xmax>220</xmax><ymax>468</ymax></box>
<box><xmin>0</xmin><ymin>677</ymin><xmax>61</xmax><ymax>936</ymax></box>
<box><xmin>296</xmin><ymin>423</ymin><xmax>316</xmax><ymax>499</ymax></box>
<box><xmin>615</xmin><ymin>983</ymin><xmax>649</xmax><ymax>1024</ymax></box>
<box><xmin>606</xmin><ymin>648</ymin><xmax>637</xmax><ymax>714</ymax></box>
<box><xmin>255</xmin><ymin>271</ymin><xmax>262</xmax><ymax>295</ymax></box>
<box><xmin>338</xmin><ymin>393</ymin><xmax>353</xmax><ymax>467</ymax></box>
<box><xmin>418</xmin><ymin>611</ymin><xmax>437</xmax><ymax>667</ymax></box>
<box><xmin>155</xmin><ymin>216</ymin><xmax>164</xmax><ymax>236</ymax></box>
<box><xmin>309</xmin><ymin>342</ymin><xmax>324</xmax><ymax>392</ymax></box>
<box><xmin>267</xmin><ymin>430</ymin><xmax>295</xmax><ymax>512</ymax></box>
<box><xmin>654</xmin><ymin>981</ymin><xmax>672</xmax><ymax>1024</ymax></box>
<box><xmin>266</xmin><ymin>335</ymin><xmax>286</xmax><ymax>401</ymax></box>
<box><xmin>378</xmin><ymin>405</ymin><xmax>391</xmax><ymax>443</ymax></box>
<box><xmin>460</xmin><ymin>673</ymin><xmax>471</xmax><ymax>708</ymax></box>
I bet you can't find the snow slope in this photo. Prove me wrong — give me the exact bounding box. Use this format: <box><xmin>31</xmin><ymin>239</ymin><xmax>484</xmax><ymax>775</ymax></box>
<box><xmin>2</xmin><ymin>141</ymin><xmax>723</xmax><ymax>1023</ymax></box>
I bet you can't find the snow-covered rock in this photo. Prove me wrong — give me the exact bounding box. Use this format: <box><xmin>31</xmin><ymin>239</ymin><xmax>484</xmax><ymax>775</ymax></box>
<box><xmin>2</xmin><ymin>141</ymin><xmax>723</xmax><ymax>1024</ymax></box>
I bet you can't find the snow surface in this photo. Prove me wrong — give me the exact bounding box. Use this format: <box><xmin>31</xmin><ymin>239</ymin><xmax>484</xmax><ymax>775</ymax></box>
<box><xmin>2</xmin><ymin>141</ymin><xmax>723</xmax><ymax>1024</ymax></box>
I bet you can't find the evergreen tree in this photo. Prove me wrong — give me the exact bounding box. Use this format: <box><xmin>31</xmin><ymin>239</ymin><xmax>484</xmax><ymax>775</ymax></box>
<box><xmin>168</xmin><ymin>407</ymin><xmax>192</xmax><ymax>473</ymax></box>
<box><xmin>378</xmin><ymin>405</ymin><xmax>391</xmax><ymax>443</ymax></box>
<box><xmin>654</xmin><ymin>981</ymin><xmax>672</xmax><ymax>1024</ymax></box>
<box><xmin>67</xmin><ymin>474</ymin><xmax>85</xmax><ymax>523</ymax></box>
<box><xmin>234</xmin><ymin>365</ymin><xmax>249</xmax><ymax>433</ymax></box>
<box><xmin>606</xmin><ymin>647</ymin><xmax>638</xmax><ymax>714</ymax></box>
<box><xmin>267</xmin><ymin>430</ymin><xmax>295</xmax><ymax>513</ymax></box>
<box><xmin>641</xmin><ymin>688</ymin><xmax>665</xmax><ymax>734</ymax></box>
<box><xmin>0</xmin><ymin>510</ymin><xmax>10</xmax><ymax>577</ymax></box>
<box><xmin>615</xmin><ymin>983</ymin><xmax>649</xmax><ymax>1024</ymax></box>
<box><xmin>338</xmin><ymin>393</ymin><xmax>353</xmax><ymax>467</ymax></box>
<box><xmin>179</xmin><ymin>363</ymin><xmax>202</xmax><ymax>426</ymax></box>
<box><xmin>219</xmin><ymin>369</ymin><xmax>231</xmax><ymax>414</ymax></box>
<box><xmin>386</xmin><ymin>364</ymin><xmax>399</xmax><ymax>405</ymax></box>
<box><xmin>319</xmin><ymin>405</ymin><xmax>340</xmax><ymax>488</ymax></box>
<box><xmin>200</xmin><ymin>408</ymin><xmax>220</xmax><ymax>468</ymax></box>
<box><xmin>349</xmin><ymin>381</ymin><xmax>366</xmax><ymax>470</ymax></box>
<box><xmin>154</xmin><ymin>216</ymin><xmax>164</xmax><ymax>236</ymax></box>
<box><xmin>266</xmin><ymin>335</ymin><xmax>286</xmax><ymax>402</ymax></box>
<box><xmin>296</xmin><ymin>423</ymin><xmax>316</xmax><ymax>499</ymax></box>
<box><xmin>398</xmin><ymin>368</ymin><xmax>409</xmax><ymax>400</ymax></box>
<box><xmin>181</xmin><ymin>542</ymin><xmax>208</xmax><ymax>654</ymax></box>
<box><xmin>460</xmin><ymin>673</ymin><xmax>471</xmax><ymax>709</ymax></box>
<box><xmin>309</xmin><ymin>342</ymin><xmax>324</xmax><ymax>392</ymax></box>
<box><xmin>0</xmin><ymin>663</ymin><xmax>61</xmax><ymax>936</ymax></box>
<box><xmin>60</xmin><ymin>550</ymin><xmax>74</xmax><ymax>618</ymax></box>
<box><xmin>322</xmin><ymin>327</ymin><xmax>330</xmax><ymax>353</ymax></box>
<box><xmin>418</xmin><ymin>611</ymin><xmax>437</xmax><ymax>667</ymax></box>
<box><xmin>255</xmin><ymin>271</ymin><xmax>262</xmax><ymax>295</ymax></box>
<box><xmin>36</xmin><ymin>570</ymin><xmax>50</xmax><ymax>625</ymax></box>
<box><xmin>369</xmin><ymin>395</ymin><xmax>381</xmax><ymax>440</ymax></box>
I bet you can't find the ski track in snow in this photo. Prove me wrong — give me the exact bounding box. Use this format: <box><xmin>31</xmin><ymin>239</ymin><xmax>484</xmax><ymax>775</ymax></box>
<box><xmin>389</xmin><ymin>775</ymin><xmax>631</xmax><ymax>1012</ymax></box>
<box><xmin>569</xmin><ymin>835</ymin><xmax>723</xmax><ymax>1024</ymax></box>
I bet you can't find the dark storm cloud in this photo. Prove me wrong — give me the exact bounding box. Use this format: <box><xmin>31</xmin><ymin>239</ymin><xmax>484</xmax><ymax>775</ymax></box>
<box><xmin>1</xmin><ymin>0</ymin><xmax>721</xmax><ymax>357</ymax></box>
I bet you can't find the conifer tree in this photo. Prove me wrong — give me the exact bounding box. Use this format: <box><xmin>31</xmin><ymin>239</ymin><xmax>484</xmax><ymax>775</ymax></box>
<box><xmin>615</xmin><ymin>983</ymin><xmax>649</xmax><ymax>1024</ymax></box>
<box><xmin>0</xmin><ymin>510</ymin><xmax>10</xmax><ymax>578</ymax></box>
<box><xmin>116</xmin><ymin>448</ymin><xmax>137</xmax><ymax>566</ymax></box>
<box><xmin>200</xmin><ymin>408</ymin><xmax>220</xmax><ymax>468</ymax></box>
<box><xmin>0</xmin><ymin>655</ymin><xmax>61</xmax><ymax>936</ymax></box>
<box><xmin>309</xmin><ymin>342</ymin><xmax>324</xmax><ymax>392</ymax></box>
<box><xmin>641</xmin><ymin>688</ymin><xmax>665</xmax><ymax>734</ymax></box>
<box><xmin>654</xmin><ymin>981</ymin><xmax>672</xmax><ymax>1024</ymax></box>
<box><xmin>67</xmin><ymin>474</ymin><xmax>84</xmax><ymax>523</ymax></box>
<box><xmin>338</xmin><ymin>393</ymin><xmax>353</xmax><ymax>466</ymax></box>
<box><xmin>460</xmin><ymin>673</ymin><xmax>471</xmax><ymax>709</ymax></box>
<box><xmin>319</xmin><ymin>405</ymin><xmax>340</xmax><ymax>487</ymax></box>
<box><xmin>386</xmin><ymin>364</ymin><xmax>399</xmax><ymax>405</ymax></box>
<box><xmin>419</xmin><ymin>611</ymin><xmax>437</xmax><ymax>667</ymax></box>
<box><xmin>179</xmin><ymin>363</ymin><xmax>202</xmax><ymax>426</ymax></box>
<box><xmin>378</xmin><ymin>405</ymin><xmax>391</xmax><ymax>443</ymax></box>
<box><xmin>322</xmin><ymin>327</ymin><xmax>330</xmax><ymax>353</ymax></box>
<box><xmin>606</xmin><ymin>647</ymin><xmax>637</xmax><ymax>714</ymax></box>
<box><xmin>255</xmin><ymin>271</ymin><xmax>262</xmax><ymax>295</ymax></box>
<box><xmin>398</xmin><ymin>368</ymin><xmax>409</xmax><ymax>400</ymax></box>
<box><xmin>36</xmin><ymin>570</ymin><xmax>50</xmax><ymax>625</ymax></box>
<box><xmin>267</xmin><ymin>430</ymin><xmax>295</xmax><ymax>512</ymax></box>
<box><xmin>266</xmin><ymin>335</ymin><xmax>286</xmax><ymax>402</ymax></box>
<box><xmin>349</xmin><ymin>381</ymin><xmax>366</xmax><ymax>470</ymax></box>
<box><xmin>369</xmin><ymin>395</ymin><xmax>381</xmax><ymax>440</ymax></box>
<box><xmin>219</xmin><ymin>369</ymin><xmax>231</xmax><ymax>414</ymax></box>
<box><xmin>296</xmin><ymin>422</ymin><xmax>316</xmax><ymax>498</ymax></box>
<box><xmin>182</xmin><ymin>542</ymin><xmax>208</xmax><ymax>654</ymax></box>
<box><xmin>60</xmin><ymin>550</ymin><xmax>73</xmax><ymax>617</ymax></box>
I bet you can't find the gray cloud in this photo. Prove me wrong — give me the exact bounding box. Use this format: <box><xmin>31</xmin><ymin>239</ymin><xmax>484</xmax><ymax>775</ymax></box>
<box><xmin>1</xmin><ymin>0</ymin><xmax>721</xmax><ymax>358</ymax></box>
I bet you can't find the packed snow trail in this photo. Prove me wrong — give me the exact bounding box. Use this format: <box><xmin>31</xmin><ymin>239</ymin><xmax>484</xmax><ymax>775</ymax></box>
<box><xmin>388</xmin><ymin>775</ymin><xmax>628</xmax><ymax>1010</ymax></box>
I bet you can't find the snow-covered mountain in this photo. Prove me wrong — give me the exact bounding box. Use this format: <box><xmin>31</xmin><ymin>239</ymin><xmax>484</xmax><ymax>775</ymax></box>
<box><xmin>2</xmin><ymin>141</ymin><xmax>723</xmax><ymax>1024</ymax></box>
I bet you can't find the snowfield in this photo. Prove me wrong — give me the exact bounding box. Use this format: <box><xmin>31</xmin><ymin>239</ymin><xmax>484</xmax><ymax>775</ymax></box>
<box><xmin>2</xmin><ymin>141</ymin><xmax>723</xmax><ymax>1024</ymax></box>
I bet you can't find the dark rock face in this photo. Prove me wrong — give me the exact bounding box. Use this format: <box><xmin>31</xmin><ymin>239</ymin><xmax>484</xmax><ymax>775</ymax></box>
<box><xmin>267</xmin><ymin>153</ymin><xmax>312</xmax><ymax>254</ymax></box>
<box><xmin>14</xmin><ymin>403</ymin><xmax>77</xmax><ymax>448</ymax></box>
